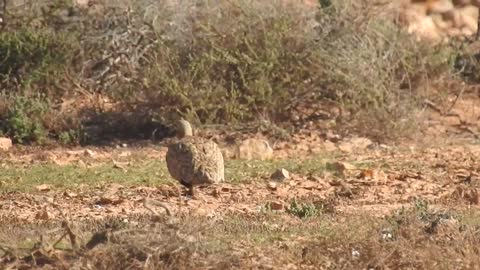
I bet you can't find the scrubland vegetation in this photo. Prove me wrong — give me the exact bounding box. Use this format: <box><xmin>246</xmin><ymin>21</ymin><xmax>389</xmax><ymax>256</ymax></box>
<box><xmin>2</xmin><ymin>0</ymin><xmax>480</xmax><ymax>269</ymax></box>
<box><xmin>0</xmin><ymin>0</ymin><xmax>468</xmax><ymax>144</ymax></box>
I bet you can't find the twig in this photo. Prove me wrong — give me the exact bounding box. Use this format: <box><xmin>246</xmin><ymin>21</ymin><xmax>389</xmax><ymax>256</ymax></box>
<box><xmin>477</xmin><ymin>6</ymin><xmax>480</xmax><ymax>41</ymax></box>
<box><xmin>445</xmin><ymin>83</ymin><xmax>465</xmax><ymax>114</ymax></box>
<box><xmin>143</xmin><ymin>198</ymin><xmax>172</xmax><ymax>217</ymax></box>
<box><xmin>422</xmin><ymin>99</ymin><xmax>443</xmax><ymax>114</ymax></box>
<box><xmin>62</xmin><ymin>220</ymin><xmax>78</xmax><ymax>250</ymax></box>
<box><xmin>51</xmin><ymin>232</ymin><xmax>69</xmax><ymax>250</ymax></box>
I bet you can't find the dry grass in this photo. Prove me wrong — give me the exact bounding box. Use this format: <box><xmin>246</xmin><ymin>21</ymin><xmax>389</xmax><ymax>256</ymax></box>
<box><xmin>1</xmin><ymin>203</ymin><xmax>480</xmax><ymax>269</ymax></box>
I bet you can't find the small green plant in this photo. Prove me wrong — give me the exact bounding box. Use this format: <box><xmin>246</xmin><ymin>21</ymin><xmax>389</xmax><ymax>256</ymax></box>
<box><xmin>58</xmin><ymin>128</ymin><xmax>86</xmax><ymax>145</ymax></box>
<box><xmin>287</xmin><ymin>200</ymin><xmax>318</xmax><ymax>219</ymax></box>
<box><xmin>3</xmin><ymin>95</ymin><xmax>50</xmax><ymax>144</ymax></box>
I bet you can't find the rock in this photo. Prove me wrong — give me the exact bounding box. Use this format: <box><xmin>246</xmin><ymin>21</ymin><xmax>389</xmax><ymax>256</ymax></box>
<box><xmin>348</xmin><ymin>137</ymin><xmax>373</xmax><ymax>149</ymax></box>
<box><xmin>323</xmin><ymin>131</ymin><xmax>341</xmax><ymax>142</ymax></box>
<box><xmin>235</xmin><ymin>138</ymin><xmax>273</xmax><ymax>160</ymax></box>
<box><xmin>0</xmin><ymin>137</ymin><xmax>12</xmax><ymax>151</ymax></box>
<box><xmin>338</xmin><ymin>142</ymin><xmax>353</xmax><ymax>153</ymax></box>
<box><xmin>35</xmin><ymin>184</ymin><xmax>51</xmax><ymax>192</ymax></box>
<box><xmin>84</xmin><ymin>149</ymin><xmax>96</xmax><ymax>157</ymax></box>
<box><xmin>267</xmin><ymin>181</ymin><xmax>278</xmax><ymax>190</ymax></box>
<box><xmin>426</xmin><ymin>0</ymin><xmax>454</xmax><ymax>14</ymax></box>
<box><xmin>269</xmin><ymin>201</ymin><xmax>284</xmax><ymax>211</ymax></box>
<box><xmin>407</xmin><ymin>16</ymin><xmax>443</xmax><ymax>41</ymax></box>
<box><xmin>74</xmin><ymin>0</ymin><xmax>90</xmax><ymax>8</ymax></box>
<box><xmin>33</xmin><ymin>195</ymin><xmax>54</xmax><ymax>204</ymax></box>
<box><xmin>271</xmin><ymin>168</ymin><xmax>290</xmax><ymax>182</ymax></box>
<box><xmin>338</xmin><ymin>137</ymin><xmax>373</xmax><ymax>152</ymax></box>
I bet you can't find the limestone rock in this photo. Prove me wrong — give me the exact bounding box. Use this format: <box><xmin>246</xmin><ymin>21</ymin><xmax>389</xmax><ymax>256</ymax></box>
<box><xmin>0</xmin><ymin>137</ymin><xmax>12</xmax><ymax>151</ymax></box>
<box><xmin>235</xmin><ymin>138</ymin><xmax>273</xmax><ymax>160</ymax></box>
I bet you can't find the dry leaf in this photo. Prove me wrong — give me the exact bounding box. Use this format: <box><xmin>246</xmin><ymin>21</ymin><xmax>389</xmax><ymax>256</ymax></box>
<box><xmin>358</xmin><ymin>169</ymin><xmax>375</xmax><ymax>179</ymax></box>
<box><xmin>63</xmin><ymin>191</ymin><xmax>78</xmax><ymax>198</ymax></box>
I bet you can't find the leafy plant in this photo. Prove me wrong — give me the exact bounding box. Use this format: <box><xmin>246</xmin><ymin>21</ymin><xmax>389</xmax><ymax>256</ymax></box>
<box><xmin>287</xmin><ymin>200</ymin><xmax>318</xmax><ymax>219</ymax></box>
<box><xmin>3</xmin><ymin>95</ymin><xmax>50</xmax><ymax>144</ymax></box>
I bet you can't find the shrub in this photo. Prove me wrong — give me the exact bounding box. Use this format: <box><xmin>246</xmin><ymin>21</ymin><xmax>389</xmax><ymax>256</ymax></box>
<box><xmin>2</xmin><ymin>95</ymin><xmax>50</xmax><ymax>144</ymax></box>
<box><xmin>0</xmin><ymin>0</ymin><xmax>458</xmax><ymax>144</ymax></box>
<box><xmin>311</xmin><ymin>1</ymin><xmax>454</xmax><ymax>139</ymax></box>
<box><xmin>0</xmin><ymin>29</ymin><xmax>74</xmax><ymax>92</ymax></box>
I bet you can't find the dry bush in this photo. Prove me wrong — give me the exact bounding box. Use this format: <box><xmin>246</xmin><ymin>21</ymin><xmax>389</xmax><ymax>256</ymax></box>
<box><xmin>301</xmin><ymin>206</ymin><xmax>480</xmax><ymax>269</ymax></box>
<box><xmin>0</xmin><ymin>215</ymin><xmax>239</xmax><ymax>270</ymax></box>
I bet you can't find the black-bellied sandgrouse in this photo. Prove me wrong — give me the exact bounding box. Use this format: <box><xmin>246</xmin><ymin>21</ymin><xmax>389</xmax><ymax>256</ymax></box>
<box><xmin>166</xmin><ymin>119</ymin><xmax>224</xmax><ymax>198</ymax></box>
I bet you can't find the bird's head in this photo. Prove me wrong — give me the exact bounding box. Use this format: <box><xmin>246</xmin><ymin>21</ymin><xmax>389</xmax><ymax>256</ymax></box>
<box><xmin>175</xmin><ymin>119</ymin><xmax>193</xmax><ymax>139</ymax></box>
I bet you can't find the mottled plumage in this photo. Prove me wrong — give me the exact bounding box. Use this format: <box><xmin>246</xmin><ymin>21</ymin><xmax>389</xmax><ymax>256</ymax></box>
<box><xmin>166</xmin><ymin>120</ymin><xmax>224</xmax><ymax>197</ymax></box>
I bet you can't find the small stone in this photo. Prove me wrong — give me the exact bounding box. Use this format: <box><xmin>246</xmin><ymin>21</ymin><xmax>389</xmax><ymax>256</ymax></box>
<box><xmin>269</xmin><ymin>201</ymin><xmax>284</xmax><ymax>211</ymax></box>
<box><xmin>84</xmin><ymin>149</ymin><xmax>96</xmax><ymax>157</ymax></box>
<box><xmin>0</xmin><ymin>137</ymin><xmax>12</xmax><ymax>151</ymax></box>
<box><xmin>267</xmin><ymin>181</ymin><xmax>278</xmax><ymax>190</ymax></box>
<box><xmin>271</xmin><ymin>168</ymin><xmax>290</xmax><ymax>181</ymax></box>
<box><xmin>35</xmin><ymin>184</ymin><xmax>51</xmax><ymax>192</ymax></box>
<box><xmin>324</xmin><ymin>131</ymin><xmax>341</xmax><ymax>142</ymax></box>
<box><xmin>33</xmin><ymin>195</ymin><xmax>54</xmax><ymax>204</ymax></box>
<box><xmin>348</xmin><ymin>137</ymin><xmax>373</xmax><ymax>149</ymax></box>
<box><xmin>74</xmin><ymin>0</ymin><xmax>90</xmax><ymax>8</ymax></box>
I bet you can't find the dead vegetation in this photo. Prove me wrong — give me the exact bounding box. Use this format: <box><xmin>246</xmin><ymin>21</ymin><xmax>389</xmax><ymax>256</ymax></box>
<box><xmin>2</xmin><ymin>201</ymin><xmax>480</xmax><ymax>269</ymax></box>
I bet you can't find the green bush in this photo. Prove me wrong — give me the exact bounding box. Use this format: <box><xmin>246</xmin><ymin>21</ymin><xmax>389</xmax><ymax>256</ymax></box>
<box><xmin>0</xmin><ymin>29</ymin><xmax>73</xmax><ymax>91</ymax></box>
<box><xmin>114</xmin><ymin>0</ymin><xmax>322</xmax><ymax>124</ymax></box>
<box><xmin>2</xmin><ymin>95</ymin><xmax>50</xmax><ymax>144</ymax></box>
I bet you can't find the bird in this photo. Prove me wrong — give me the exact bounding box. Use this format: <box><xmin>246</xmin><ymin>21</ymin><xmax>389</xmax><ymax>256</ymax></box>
<box><xmin>165</xmin><ymin>119</ymin><xmax>224</xmax><ymax>198</ymax></box>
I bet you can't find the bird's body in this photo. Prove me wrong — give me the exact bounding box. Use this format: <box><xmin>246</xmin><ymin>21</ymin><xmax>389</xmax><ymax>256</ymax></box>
<box><xmin>166</xmin><ymin>120</ymin><xmax>224</xmax><ymax>197</ymax></box>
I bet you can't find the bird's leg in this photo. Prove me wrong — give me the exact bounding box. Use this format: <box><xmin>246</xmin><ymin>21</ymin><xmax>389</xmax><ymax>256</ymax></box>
<box><xmin>177</xmin><ymin>184</ymin><xmax>183</xmax><ymax>204</ymax></box>
<box><xmin>188</xmin><ymin>185</ymin><xmax>196</xmax><ymax>199</ymax></box>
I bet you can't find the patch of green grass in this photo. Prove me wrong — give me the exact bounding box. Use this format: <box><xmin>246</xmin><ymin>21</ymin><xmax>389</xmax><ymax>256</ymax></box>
<box><xmin>0</xmin><ymin>160</ymin><xmax>172</xmax><ymax>192</ymax></box>
<box><xmin>0</xmin><ymin>153</ymin><xmax>338</xmax><ymax>192</ymax></box>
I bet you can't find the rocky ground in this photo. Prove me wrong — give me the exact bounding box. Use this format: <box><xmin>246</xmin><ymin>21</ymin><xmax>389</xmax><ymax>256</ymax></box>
<box><xmin>0</xmin><ymin>91</ymin><xmax>479</xmax><ymax>268</ymax></box>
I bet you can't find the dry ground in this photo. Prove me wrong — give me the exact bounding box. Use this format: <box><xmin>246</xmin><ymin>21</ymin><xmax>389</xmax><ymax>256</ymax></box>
<box><xmin>0</xmin><ymin>94</ymin><xmax>479</xmax><ymax>269</ymax></box>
